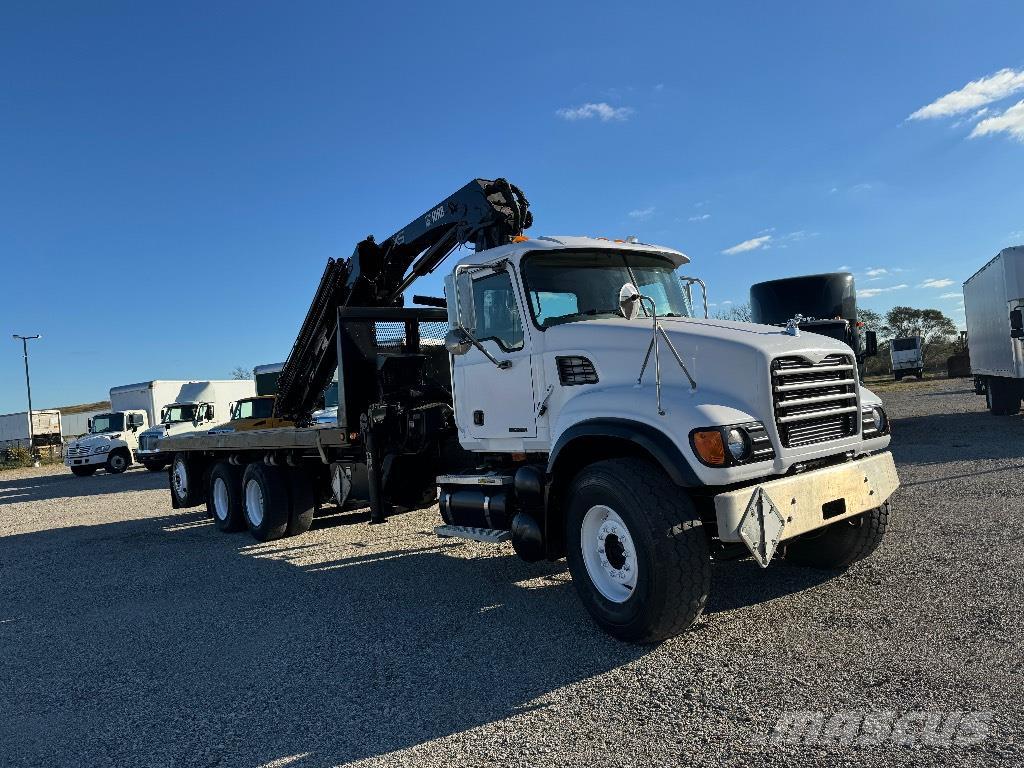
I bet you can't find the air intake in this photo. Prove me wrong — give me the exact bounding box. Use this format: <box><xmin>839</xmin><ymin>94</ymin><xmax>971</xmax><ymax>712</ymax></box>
<box><xmin>557</xmin><ymin>356</ymin><xmax>599</xmax><ymax>386</ymax></box>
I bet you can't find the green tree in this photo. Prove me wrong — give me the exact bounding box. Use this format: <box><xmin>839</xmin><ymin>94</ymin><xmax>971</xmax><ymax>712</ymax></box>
<box><xmin>883</xmin><ymin>306</ymin><xmax>957</xmax><ymax>359</ymax></box>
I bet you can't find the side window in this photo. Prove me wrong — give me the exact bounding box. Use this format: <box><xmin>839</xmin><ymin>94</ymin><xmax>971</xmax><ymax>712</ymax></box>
<box><xmin>472</xmin><ymin>271</ymin><xmax>524</xmax><ymax>351</ymax></box>
<box><xmin>236</xmin><ymin>401</ymin><xmax>254</xmax><ymax>419</ymax></box>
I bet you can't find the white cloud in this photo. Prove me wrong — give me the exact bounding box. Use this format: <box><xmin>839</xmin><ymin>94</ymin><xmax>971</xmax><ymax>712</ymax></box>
<box><xmin>970</xmin><ymin>99</ymin><xmax>1024</xmax><ymax>142</ymax></box>
<box><xmin>688</xmin><ymin>213</ymin><xmax>711</xmax><ymax>222</ymax></box>
<box><xmin>939</xmin><ymin>292</ymin><xmax>962</xmax><ymax>299</ymax></box>
<box><xmin>721</xmin><ymin>300</ymin><xmax>733</xmax><ymax>305</ymax></box>
<box><xmin>909</xmin><ymin>68</ymin><xmax>1024</xmax><ymax>120</ymax></box>
<box><xmin>628</xmin><ymin>206</ymin><xmax>655</xmax><ymax>221</ymax></box>
<box><xmin>722</xmin><ymin>235</ymin><xmax>772</xmax><ymax>255</ymax></box>
<box><xmin>866</xmin><ymin>267</ymin><xmax>888</xmax><ymax>277</ymax></box>
<box><xmin>858</xmin><ymin>284</ymin><xmax>909</xmax><ymax>299</ymax></box>
<box><xmin>920</xmin><ymin>277</ymin><xmax>955</xmax><ymax>289</ymax></box>
<box><xmin>837</xmin><ymin>265</ymin><xmax>851</xmax><ymax>270</ymax></box>
<box><xmin>556</xmin><ymin>102</ymin><xmax>634</xmax><ymax>122</ymax></box>
<box><xmin>849</xmin><ymin>183</ymin><xmax>873</xmax><ymax>193</ymax></box>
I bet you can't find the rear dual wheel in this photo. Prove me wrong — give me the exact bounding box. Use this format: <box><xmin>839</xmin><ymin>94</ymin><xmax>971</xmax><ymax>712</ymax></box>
<box><xmin>241</xmin><ymin>464</ymin><xmax>316</xmax><ymax>542</ymax></box>
<box><xmin>207</xmin><ymin>463</ymin><xmax>246</xmax><ymax>532</ymax></box>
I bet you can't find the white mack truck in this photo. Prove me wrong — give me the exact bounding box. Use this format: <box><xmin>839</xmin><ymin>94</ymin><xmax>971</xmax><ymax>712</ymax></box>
<box><xmin>161</xmin><ymin>178</ymin><xmax>898</xmax><ymax>642</ymax></box>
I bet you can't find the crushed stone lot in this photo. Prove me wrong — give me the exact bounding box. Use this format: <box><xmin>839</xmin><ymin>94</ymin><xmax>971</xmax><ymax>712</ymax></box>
<box><xmin>1</xmin><ymin>377</ymin><xmax>1022</xmax><ymax>767</ymax></box>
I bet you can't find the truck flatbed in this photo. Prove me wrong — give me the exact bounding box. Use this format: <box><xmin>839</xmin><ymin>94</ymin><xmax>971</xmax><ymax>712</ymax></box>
<box><xmin>161</xmin><ymin>424</ymin><xmax>349</xmax><ymax>454</ymax></box>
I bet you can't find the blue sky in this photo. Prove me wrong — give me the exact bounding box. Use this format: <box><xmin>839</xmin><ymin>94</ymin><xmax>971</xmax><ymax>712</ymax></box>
<box><xmin>2</xmin><ymin>1</ymin><xmax>1023</xmax><ymax>412</ymax></box>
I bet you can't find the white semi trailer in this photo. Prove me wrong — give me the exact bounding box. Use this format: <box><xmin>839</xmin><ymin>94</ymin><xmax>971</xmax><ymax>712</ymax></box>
<box><xmin>0</xmin><ymin>409</ymin><xmax>63</xmax><ymax>450</ymax></box>
<box><xmin>161</xmin><ymin>178</ymin><xmax>900</xmax><ymax>643</ymax></box>
<box><xmin>964</xmin><ymin>246</ymin><xmax>1024</xmax><ymax>414</ymax></box>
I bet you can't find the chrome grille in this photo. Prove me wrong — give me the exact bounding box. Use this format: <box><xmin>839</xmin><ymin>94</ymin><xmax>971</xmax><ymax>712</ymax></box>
<box><xmin>138</xmin><ymin>433</ymin><xmax>162</xmax><ymax>452</ymax></box>
<box><xmin>772</xmin><ymin>354</ymin><xmax>858</xmax><ymax>447</ymax></box>
<box><xmin>67</xmin><ymin>446</ymin><xmax>91</xmax><ymax>458</ymax></box>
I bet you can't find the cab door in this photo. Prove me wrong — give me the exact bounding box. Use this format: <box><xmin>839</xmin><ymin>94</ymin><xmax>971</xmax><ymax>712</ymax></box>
<box><xmin>454</xmin><ymin>268</ymin><xmax>537</xmax><ymax>440</ymax></box>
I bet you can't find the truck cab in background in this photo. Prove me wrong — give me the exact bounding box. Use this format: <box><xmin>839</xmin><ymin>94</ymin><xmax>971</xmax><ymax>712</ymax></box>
<box><xmin>890</xmin><ymin>336</ymin><xmax>924</xmax><ymax>380</ymax></box>
<box><xmin>135</xmin><ymin>380</ymin><xmax>256</xmax><ymax>470</ymax></box>
<box><xmin>209</xmin><ymin>395</ymin><xmax>294</xmax><ymax>434</ymax></box>
<box><xmin>65</xmin><ymin>410</ymin><xmax>148</xmax><ymax>475</ymax></box>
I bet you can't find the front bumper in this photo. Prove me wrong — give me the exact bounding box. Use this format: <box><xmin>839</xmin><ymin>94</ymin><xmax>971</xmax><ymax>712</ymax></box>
<box><xmin>714</xmin><ymin>451</ymin><xmax>899</xmax><ymax>557</ymax></box>
<box><xmin>65</xmin><ymin>453</ymin><xmax>107</xmax><ymax>467</ymax></box>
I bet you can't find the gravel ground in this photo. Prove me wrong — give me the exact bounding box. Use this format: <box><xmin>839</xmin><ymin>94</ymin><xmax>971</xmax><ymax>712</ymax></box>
<box><xmin>1</xmin><ymin>377</ymin><xmax>1022</xmax><ymax>767</ymax></box>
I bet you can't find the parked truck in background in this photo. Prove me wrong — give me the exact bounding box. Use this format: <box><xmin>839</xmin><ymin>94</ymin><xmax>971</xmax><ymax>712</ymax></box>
<box><xmin>890</xmin><ymin>336</ymin><xmax>924</xmax><ymax>381</ymax></box>
<box><xmin>750</xmin><ymin>272</ymin><xmax>878</xmax><ymax>377</ymax></box>
<box><xmin>0</xmin><ymin>409</ymin><xmax>63</xmax><ymax>450</ymax></box>
<box><xmin>964</xmin><ymin>246</ymin><xmax>1024</xmax><ymax>414</ymax></box>
<box><xmin>161</xmin><ymin>178</ymin><xmax>899</xmax><ymax>643</ymax></box>
<box><xmin>134</xmin><ymin>380</ymin><xmax>256</xmax><ymax>470</ymax></box>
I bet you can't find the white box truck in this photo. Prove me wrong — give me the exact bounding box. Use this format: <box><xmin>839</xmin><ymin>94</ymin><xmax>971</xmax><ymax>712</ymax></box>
<box><xmin>964</xmin><ymin>246</ymin><xmax>1024</xmax><ymax>414</ymax></box>
<box><xmin>889</xmin><ymin>336</ymin><xmax>924</xmax><ymax>381</ymax></box>
<box><xmin>134</xmin><ymin>380</ymin><xmax>256</xmax><ymax>471</ymax></box>
<box><xmin>0</xmin><ymin>409</ymin><xmax>63</xmax><ymax>449</ymax></box>
<box><xmin>64</xmin><ymin>380</ymin><xmax>254</xmax><ymax>476</ymax></box>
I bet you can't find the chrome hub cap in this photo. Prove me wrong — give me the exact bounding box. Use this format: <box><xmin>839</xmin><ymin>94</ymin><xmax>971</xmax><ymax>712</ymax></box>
<box><xmin>581</xmin><ymin>505</ymin><xmax>638</xmax><ymax>603</ymax></box>
<box><xmin>245</xmin><ymin>479</ymin><xmax>264</xmax><ymax>527</ymax></box>
<box><xmin>212</xmin><ymin>477</ymin><xmax>229</xmax><ymax>521</ymax></box>
<box><xmin>172</xmin><ymin>459</ymin><xmax>188</xmax><ymax>498</ymax></box>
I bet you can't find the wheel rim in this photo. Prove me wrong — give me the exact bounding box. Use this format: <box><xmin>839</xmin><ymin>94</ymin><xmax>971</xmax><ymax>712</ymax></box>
<box><xmin>245</xmin><ymin>479</ymin><xmax>264</xmax><ymax>527</ymax></box>
<box><xmin>580</xmin><ymin>504</ymin><xmax>638</xmax><ymax>603</ymax></box>
<box><xmin>212</xmin><ymin>477</ymin><xmax>229</xmax><ymax>521</ymax></box>
<box><xmin>172</xmin><ymin>459</ymin><xmax>188</xmax><ymax>499</ymax></box>
<box><xmin>111</xmin><ymin>454</ymin><xmax>125</xmax><ymax>471</ymax></box>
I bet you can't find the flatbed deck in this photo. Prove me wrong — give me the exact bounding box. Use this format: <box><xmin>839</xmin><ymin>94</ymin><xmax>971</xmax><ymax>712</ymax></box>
<box><xmin>160</xmin><ymin>425</ymin><xmax>349</xmax><ymax>454</ymax></box>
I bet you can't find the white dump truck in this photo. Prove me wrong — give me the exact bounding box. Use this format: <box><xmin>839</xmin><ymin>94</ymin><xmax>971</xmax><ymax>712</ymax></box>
<box><xmin>134</xmin><ymin>380</ymin><xmax>256</xmax><ymax>471</ymax></box>
<box><xmin>161</xmin><ymin>178</ymin><xmax>899</xmax><ymax>642</ymax></box>
<box><xmin>890</xmin><ymin>336</ymin><xmax>924</xmax><ymax>381</ymax></box>
<box><xmin>964</xmin><ymin>246</ymin><xmax>1024</xmax><ymax>414</ymax></box>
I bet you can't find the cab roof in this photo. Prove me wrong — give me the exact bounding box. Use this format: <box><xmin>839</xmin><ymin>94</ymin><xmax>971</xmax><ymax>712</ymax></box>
<box><xmin>455</xmin><ymin>235</ymin><xmax>690</xmax><ymax>268</ymax></box>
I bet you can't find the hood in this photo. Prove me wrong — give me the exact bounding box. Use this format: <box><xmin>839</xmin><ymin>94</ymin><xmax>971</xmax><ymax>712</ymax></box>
<box><xmin>71</xmin><ymin>433</ymin><xmax>121</xmax><ymax>448</ymax></box>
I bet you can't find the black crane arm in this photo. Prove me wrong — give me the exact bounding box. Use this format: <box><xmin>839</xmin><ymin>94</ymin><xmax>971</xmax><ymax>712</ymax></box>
<box><xmin>274</xmin><ymin>178</ymin><xmax>532</xmax><ymax>424</ymax></box>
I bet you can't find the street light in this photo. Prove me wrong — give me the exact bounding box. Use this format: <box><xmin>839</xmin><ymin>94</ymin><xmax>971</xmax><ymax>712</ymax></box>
<box><xmin>12</xmin><ymin>334</ymin><xmax>42</xmax><ymax>466</ymax></box>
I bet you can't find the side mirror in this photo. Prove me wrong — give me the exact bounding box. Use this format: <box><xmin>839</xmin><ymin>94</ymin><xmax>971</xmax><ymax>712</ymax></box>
<box><xmin>205</xmin><ymin>404</ymin><xmax>215</xmax><ymax>421</ymax></box>
<box><xmin>454</xmin><ymin>271</ymin><xmax>476</xmax><ymax>333</ymax></box>
<box><xmin>618</xmin><ymin>282</ymin><xmax>641</xmax><ymax>320</ymax></box>
<box><xmin>160</xmin><ymin>408</ymin><xmax>167</xmax><ymax>422</ymax></box>
<box><xmin>87</xmin><ymin>418</ymin><xmax>93</xmax><ymax>430</ymax></box>
<box><xmin>444</xmin><ymin>328</ymin><xmax>473</xmax><ymax>356</ymax></box>
<box><xmin>1011</xmin><ymin>308</ymin><xmax>1024</xmax><ymax>339</ymax></box>
<box><xmin>865</xmin><ymin>330</ymin><xmax>878</xmax><ymax>357</ymax></box>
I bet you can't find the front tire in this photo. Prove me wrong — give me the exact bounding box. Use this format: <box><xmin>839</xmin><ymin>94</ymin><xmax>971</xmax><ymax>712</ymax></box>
<box><xmin>142</xmin><ymin>461</ymin><xmax>166</xmax><ymax>472</ymax></box>
<box><xmin>105</xmin><ymin>450</ymin><xmax>130</xmax><ymax>474</ymax></box>
<box><xmin>565</xmin><ymin>458</ymin><xmax>711</xmax><ymax>643</ymax></box>
<box><xmin>70</xmin><ymin>465</ymin><xmax>97</xmax><ymax>477</ymax></box>
<box><xmin>785</xmin><ymin>502</ymin><xmax>889</xmax><ymax>569</ymax></box>
<box><xmin>170</xmin><ymin>452</ymin><xmax>206</xmax><ymax>508</ymax></box>
<box><xmin>986</xmin><ymin>376</ymin><xmax>1021</xmax><ymax>415</ymax></box>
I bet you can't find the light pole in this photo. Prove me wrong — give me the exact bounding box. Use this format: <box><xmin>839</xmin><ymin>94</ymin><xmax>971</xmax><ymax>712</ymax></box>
<box><xmin>12</xmin><ymin>334</ymin><xmax>42</xmax><ymax>465</ymax></box>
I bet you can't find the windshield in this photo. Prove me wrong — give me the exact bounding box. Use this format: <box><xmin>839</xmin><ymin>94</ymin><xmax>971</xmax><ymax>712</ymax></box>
<box><xmin>90</xmin><ymin>413</ymin><xmax>125</xmax><ymax>434</ymax></box>
<box><xmin>233</xmin><ymin>398</ymin><xmax>275</xmax><ymax>420</ymax></box>
<box><xmin>521</xmin><ymin>251</ymin><xmax>691</xmax><ymax>328</ymax></box>
<box><xmin>892</xmin><ymin>338</ymin><xmax>920</xmax><ymax>352</ymax></box>
<box><xmin>163</xmin><ymin>404</ymin><xmax>198</xmax><ymax>424</ymax></box>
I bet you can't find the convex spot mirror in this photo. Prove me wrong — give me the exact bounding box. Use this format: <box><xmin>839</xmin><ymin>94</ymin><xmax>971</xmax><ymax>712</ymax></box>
<box><xmin>445</xmin><ymin>328</ymin><xmax>473</xmax><ymax>356</ymax></box>
<box><xmin>619</xmin><ymin>282</ymin><xmax>641</xmax><ymax>320</ymax></box>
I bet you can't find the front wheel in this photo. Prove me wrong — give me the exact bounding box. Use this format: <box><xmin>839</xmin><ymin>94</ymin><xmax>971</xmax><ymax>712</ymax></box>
<box><xmin>105</xmin><ymin>450</ymin><xmax>130</xmax><ymax>474</ymax></box>
<box><xmin>70</xmin><ymin>465</ymin><xmax>97</xmax><ymax>477</ymax></box>
<box><xmin>785</xmin><ymin>502</ymin><xmax>889</xmax><ymax>569</ymax></box>
<box><xmin>565</xmin><ymin>458</ymin><xmax>711</xmax><ymax>643</ymax></box>
<box><xmin>142</xmin><ymin>461</ymin><xmax>166</xmax><ymax>473</ymax></box>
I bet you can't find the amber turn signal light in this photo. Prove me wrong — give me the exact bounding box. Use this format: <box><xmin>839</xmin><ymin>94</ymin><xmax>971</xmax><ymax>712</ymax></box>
<box><xmin>691</xmin><ymin>429</ymin><xmax>727</xmax><ymax>466</ymax></box>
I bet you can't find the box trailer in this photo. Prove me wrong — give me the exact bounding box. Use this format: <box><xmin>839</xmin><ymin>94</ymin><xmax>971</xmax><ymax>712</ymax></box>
<box><xmin>964</xmin><ymin>246</ymin><xmax>1024</xmax><ymax>414</ymax></box>
<box><xmin>0</xmin><ymin>409</ymin><xmax>63</xmax><ymax>449</ymax></box>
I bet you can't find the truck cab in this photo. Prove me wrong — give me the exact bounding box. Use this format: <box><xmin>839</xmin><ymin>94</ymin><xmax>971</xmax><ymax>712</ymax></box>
<box><xmin>65</xmin><ymin>410</ymin><xmax>148</xmax><ymax>476</ymax></box>
<box><xmin>890</xmin><ymin>336</ymin><xmax>924</xmax><ymax>380</ymax></box>
<box><xmin>135</xmin><ymin>399</ymin><xmax>219</xmax><ymax>471</ymax></box>
<box><xmin>209</xmin><ymin>395</ymin><xmax>293</xmax><ymax>434</ymax></box>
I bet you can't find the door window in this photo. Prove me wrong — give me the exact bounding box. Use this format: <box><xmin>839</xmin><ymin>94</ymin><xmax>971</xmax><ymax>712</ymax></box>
<box><xmin>472</xmin><ymin>271</ymin><xmax>524</xmax><ymax>351</ymax></box>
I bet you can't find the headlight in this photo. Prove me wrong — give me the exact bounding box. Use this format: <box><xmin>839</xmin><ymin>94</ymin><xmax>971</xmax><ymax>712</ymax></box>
<box><xmin>690</xmin><ymin>422</ymin><xmax>774</xmax><ymax>467</ymax></box>
<box><xmin>863</xmin><ymin>405</ymin><xmax>889</xmax><ymax>437</ymax></box>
